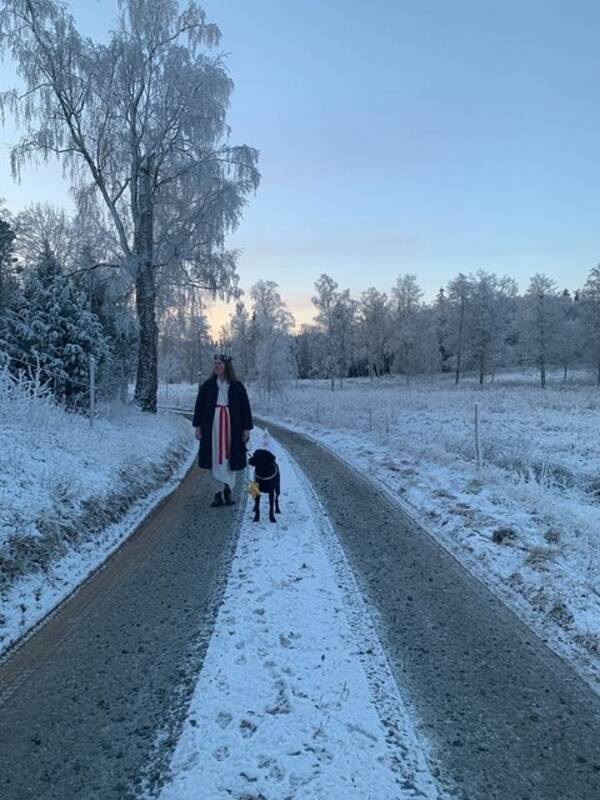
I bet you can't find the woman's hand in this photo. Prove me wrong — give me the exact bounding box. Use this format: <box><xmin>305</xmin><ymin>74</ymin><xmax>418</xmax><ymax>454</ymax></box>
<box><xmin>242</xmin><ymin>429</ymin><xmax>250</xmax><ymax>444</ymax></box>
<box><xmin>194</xmin><ymin>427</ymin><xmax>202</xmax><ymax>441</ymax></box>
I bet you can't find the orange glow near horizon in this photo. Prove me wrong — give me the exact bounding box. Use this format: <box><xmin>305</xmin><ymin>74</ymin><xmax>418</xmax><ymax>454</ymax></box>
<box><xmin>204</xmin><ymin>293</ymin><xmax>315</xmax><ymax>338</ymax></box>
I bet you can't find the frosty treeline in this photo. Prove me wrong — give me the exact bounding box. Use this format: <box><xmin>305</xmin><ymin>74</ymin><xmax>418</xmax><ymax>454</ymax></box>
<box><xmin>0</xmin><ymin>198</ymin><xmax>221</xmax><ymax>407</ymax></box>
<box><xmin>0</xmin><ymin>0</ymin><xmax>259</xmax><ymax>411</ymax></box>
<box><xmin>219</xmin><ymin>280</ymin><xmax>296</xmax><ymax>395</ymax></box>
<box><xmin>0</xmin><ymin>200</ymin><xmax>134</xmax><ymax>407</ymax></box>
<box><xmin>221</xmin><ymin>268</ymin><xmax>600</xmax><ymax>391</ymax></box>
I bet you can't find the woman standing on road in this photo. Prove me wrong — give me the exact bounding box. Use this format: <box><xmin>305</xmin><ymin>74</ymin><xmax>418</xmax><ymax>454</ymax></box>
<box><xmin>193</xmin><ymin>353</ymin><xmax>253</xmax><ymax>507</ymax></box>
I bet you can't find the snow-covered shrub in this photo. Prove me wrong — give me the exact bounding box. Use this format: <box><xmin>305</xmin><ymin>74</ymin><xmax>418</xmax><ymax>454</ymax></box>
<box><xmin>2</xmin><ymin>243</ymin><xmax>109</xmax><ymax>410</ymax></box>
<box><xmin>0</xmin><ymin>369</ymin><xmax>192</xmax><ymax>597</ymax></box>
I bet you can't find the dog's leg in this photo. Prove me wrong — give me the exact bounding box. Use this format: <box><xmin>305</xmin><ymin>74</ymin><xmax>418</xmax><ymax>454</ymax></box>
<box><xmin>253</xmin><ymin>494</ymin><xmax>260</xmax><ymax>522</ymax></box>
<box><xmin>268</xmin><ymin>489</ymin><xmax>276</xmax><ymax>523</ymax></box>
<box><xmin>275</xmin><ymin>477</ymin><xmax>281</xmax><ymax>514</ymax></box>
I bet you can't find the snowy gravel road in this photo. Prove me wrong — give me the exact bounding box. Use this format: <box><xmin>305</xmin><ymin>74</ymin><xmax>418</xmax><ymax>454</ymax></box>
<box><xmin>2</xmin><ymin>417</ymin><xmax>600</xmax><ymax>800</ymax></box>
<box><xmin>157</xmin><ymin>430</ymin><xmax>439</xmax><ymax>800</ymax></box>
<box><xmin>259</xmin><ymin>419</ymin><xmax>600</xmax><ymax>800</ymax></box>
<box><xmin>0</xmin><ymin>461</ymin><xmax>242</xmax><ymax>800</ymax></box>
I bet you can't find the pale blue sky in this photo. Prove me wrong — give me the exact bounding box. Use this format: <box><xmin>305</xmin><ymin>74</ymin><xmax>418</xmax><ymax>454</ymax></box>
<box><xmin>1</xmin><ymin>0</ymin><xmax>599</xmax><ymax>329</ymax></box>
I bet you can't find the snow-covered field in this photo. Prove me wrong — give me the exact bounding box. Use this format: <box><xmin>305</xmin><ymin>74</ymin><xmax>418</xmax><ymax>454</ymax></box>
<box><xmin>155</xmin><ymin>430</ymin><xmax>439</xmax><ymax>800</ymax></box>
<box><xmin>249</xmin><ymin>374</ymin><xmax>600</xmax><ymax>693</ymax></box>
<box><xmin>0</xmin><ymin>373</ymin><xmax>196</xmax><ymax>655</ymax></box>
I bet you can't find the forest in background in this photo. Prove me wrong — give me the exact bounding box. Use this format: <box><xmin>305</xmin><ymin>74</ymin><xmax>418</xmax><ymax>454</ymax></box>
<box><xmin>1</xmin><ymin>1</ymin><xmax>600</xmax><ymax>417</ymax></box>
<box><xmin>3</xmin><ymin>193</ymin><xmax>600</xmax><ymax>417</ymax></box>
<box><xmin>0</xmin><ymin>0</ymin><xmax>258</xmax><ymax>412</ymax></box>
<box><xmin>219</xmin><ymin>267</ymin><xmax>600</xmax><ymax>392</ymax></box>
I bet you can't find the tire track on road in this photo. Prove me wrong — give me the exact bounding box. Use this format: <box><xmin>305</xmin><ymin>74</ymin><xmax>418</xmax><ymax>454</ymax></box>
<box><xmin>0</xmin><ymin>460</ymin><xmax>243</xmax><ymax>800</ymax></box>
<box><xmin>261</xmin><ymin>418</ymin><xmax>600</xmax><ymax>800</ymax></box>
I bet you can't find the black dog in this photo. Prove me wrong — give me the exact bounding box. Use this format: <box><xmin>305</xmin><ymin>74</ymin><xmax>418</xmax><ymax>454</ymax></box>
<box><xmin>248</xmin><ymin>448</ymin><xmax>281</xmax><ymax>523</ymax></box>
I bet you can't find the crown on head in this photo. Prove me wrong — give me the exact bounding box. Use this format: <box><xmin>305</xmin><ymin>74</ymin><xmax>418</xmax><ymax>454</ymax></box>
<box><xmin>214</xmin><ymin>343</ymin><xmax>232</xmax><ymax>363</ymax></box>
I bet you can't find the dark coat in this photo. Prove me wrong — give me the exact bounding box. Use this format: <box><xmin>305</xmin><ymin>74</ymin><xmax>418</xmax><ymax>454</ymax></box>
<box><xmin>192</xmin><ymin>377</ymin><xmax>253</xmax><ymax>470</ymax></box>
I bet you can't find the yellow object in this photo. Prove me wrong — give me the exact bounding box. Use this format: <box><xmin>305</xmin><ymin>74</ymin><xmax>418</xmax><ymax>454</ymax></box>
<box><xmin>247</xmin><ymin>480</ymin><xmax>261</xmax><ymax>499</ymax></box>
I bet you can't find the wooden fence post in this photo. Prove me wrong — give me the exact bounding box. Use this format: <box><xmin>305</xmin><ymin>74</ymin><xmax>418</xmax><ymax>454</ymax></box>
<box><xmin>89</xmin><ymin>356</ymin><xmax>96</xmax><ymax>428</ymax></box>
<box><xmin>475</xmin><ymin>402</ymin><xmax>482</xmax><ymax>472</ymax></box>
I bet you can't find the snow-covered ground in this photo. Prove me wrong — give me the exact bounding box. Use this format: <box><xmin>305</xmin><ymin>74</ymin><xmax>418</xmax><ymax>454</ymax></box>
<box><xmin>155</xmin><ymin>429</ymin><xmax>439</xmax><ymax>800</ymax></box>
<box><xmin>249</xmin><ymin>376</ymin><xmax>600</xmax><ymax>694</ymax></box>
<box><xmin>0</xmin><ymin>373</ymin><xmax>196</xmax><ymax>655</ymax></box>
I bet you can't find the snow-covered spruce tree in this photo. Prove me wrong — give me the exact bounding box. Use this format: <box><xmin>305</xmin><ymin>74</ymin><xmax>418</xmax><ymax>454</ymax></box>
<box><xmin>5</xmin><ymin>242</ymin><xmax>109</xmax><ymax>407</ymax></box>
<box><xmin>0</xmin><ymin>201</ymin><xmax>18</xmax><ymax>317</ymax></box>
<box><xmin>250</xmin><ymin>280</ymin><xmax>295</xmax><ymax>397</ymax></box>
<box><xmin>433</xmin><ymin>287</ymin><xmax>453</xmax><ymax>373</ymax></box>
<box><xmin>81</xmin><ymin>251</ymin><xmax>138</xmax><ymax>402</ymax></box>
<box><xmin>0</xmin><ymin>0</ymin><xmax>259</xmax><ymax>412</ymax></box>
<box><xmin>580</xmin><ymin>265</ymin><xmax>600</xmax><ymax>385</ymax></box>
<box><xmin>518</xmin><ymin>274</ymin><xmax>562</xmax><ymax>388</ymax></box>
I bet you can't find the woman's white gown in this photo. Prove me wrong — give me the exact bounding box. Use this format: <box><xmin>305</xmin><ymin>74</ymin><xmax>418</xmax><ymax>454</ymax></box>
<box><xmin>211</xmin><ymin>378</ymin><xmax>236</xmax><ymax>489</ymax></box>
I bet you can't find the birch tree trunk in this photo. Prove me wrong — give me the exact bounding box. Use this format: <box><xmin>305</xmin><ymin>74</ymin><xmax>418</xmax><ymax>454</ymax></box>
<box><xmin>133</xmin><ymin>166</ymin><xmax>158</xmax><ymax>412</ymax></box>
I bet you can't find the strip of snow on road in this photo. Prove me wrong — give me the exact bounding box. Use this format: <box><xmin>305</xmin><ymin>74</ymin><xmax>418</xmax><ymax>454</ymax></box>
<box><xmin>156</xmin><ymin>428</ymin><xmax>440</xmax><ymax>800</ymax></box>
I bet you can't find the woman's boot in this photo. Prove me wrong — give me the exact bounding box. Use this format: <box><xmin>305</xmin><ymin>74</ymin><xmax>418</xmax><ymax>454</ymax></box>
<box><xmin>210</xmin><ymin>491</ymin><xmax>223</xmax><ymax>507</ymax></box>
<box><xmin>223</xmin><ymin>484</ymin><xmax>236</xmax><ymax>505</ymax></box>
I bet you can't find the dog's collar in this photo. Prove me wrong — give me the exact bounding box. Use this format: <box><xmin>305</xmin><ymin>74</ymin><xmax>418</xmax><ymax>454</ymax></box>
<box><xmin>254</xmin><ymin>466</ymin><xmax>278</xmax><ymax>482</ymax></box>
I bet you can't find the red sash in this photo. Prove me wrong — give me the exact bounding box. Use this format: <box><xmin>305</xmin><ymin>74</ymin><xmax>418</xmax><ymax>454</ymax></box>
<box><xmin>216</xmin><ymin>404</ymin><xmax>231</xmax><ymax>464</ymax></box>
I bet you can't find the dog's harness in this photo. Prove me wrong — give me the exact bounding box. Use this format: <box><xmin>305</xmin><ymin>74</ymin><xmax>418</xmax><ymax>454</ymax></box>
<box><xmin>254</xmin><ymin>465</ymin><xmax>279</xmax><ymax>482</ymax></box>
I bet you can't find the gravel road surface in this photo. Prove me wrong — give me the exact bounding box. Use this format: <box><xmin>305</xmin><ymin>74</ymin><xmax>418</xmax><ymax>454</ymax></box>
<box><xmin>261</xmin><ymin>419</ymin><xmax>600</xmax><ymax>800</ymax></box>
<box><xmin>2</xmin><ymin>418</ymin><xmax>600</xmax><ymax>800</ymax></box>
<box><xmin>0</xmin><ymin>460</ymin><xmax>242</xmax><ymax>800</ymax></box>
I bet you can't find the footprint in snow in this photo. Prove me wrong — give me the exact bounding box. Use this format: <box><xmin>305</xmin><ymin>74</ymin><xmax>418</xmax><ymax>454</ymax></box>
<box><xmin>279</xmin><ymin>631</ymin><xmax>302</xmax><ymax>649</ymax></box>
<box><xmin>213</xmin><ymin>745</ymin><xmax>230</xmax><ymax>761</ymax></box>
<box><xmin>266</xmin><ymin>679</ymin><xmax>292</xmax><ymax>715</ymax></box>
<box><xmin>258</xmin><ymin>757</ymin><xmax>286</xmax><ymax>782</ymax></box>
<box><xmin>240</xmin><ymin>719</ymin><xmax>258</xmax><ymax>738</ymax></box>
<box><xmin>216</xmin><ymin>711</ymin><xmax>232</xmax><ymax>729</ymax></box>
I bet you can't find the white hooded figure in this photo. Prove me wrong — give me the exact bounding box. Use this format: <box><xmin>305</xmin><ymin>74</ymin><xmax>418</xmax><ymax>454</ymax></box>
<box><xmin>259</xmin><ymin>428</ymin><xmax>273</xmax><ymax>453</ymax></box>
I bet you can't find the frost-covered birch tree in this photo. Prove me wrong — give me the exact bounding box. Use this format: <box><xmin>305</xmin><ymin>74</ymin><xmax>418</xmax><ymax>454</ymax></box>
<box><xmin>250</xmin><ymin>280</ymin><xmax>295</xmax><ymax>396</ymax></box>
<box><xmin>519</xmin><ymin>274</ymin><xmax>562</xmax><ymax>388</ymax></box>
<box><xmin>467</xmin><ymin>271</ymin><xmax>518</xmax><ymax>385</ymax></box>
<box><xmin>0</xmin><ymin>0</ymin><xmax>259</xmax><ymax>411</ymax></box>
<box><xmin>312</xmin><ymin>274</ymin><xmax>356</xmax><ymax>390</ymax></box>
<box><xmin>580</xmin><ymin>265</ymin><xmax>600</xmax><ymax>385</ymax></box>
<box><xmin>312</xmin><ymin>274</ymin><xmax>338</xmax><ymax>390</ymax></box>
<box><xmin>331</xmin><ymin>289</ymin><xmax>356</xmax><ymax>388</ymax></box>
<box><xmin>358</xmin><ymin>287</ymin><xmax>390</xmax><ymax>379</ymax></box>
<box><xmin>391</xmin><ymin>273</ymin><xmax>423</xmax><ymax>381</ymax></box>
<box><xmin>227</xmin><ymin>300</ymin><xmax>255</xmax><ymax>382</ymax></box>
